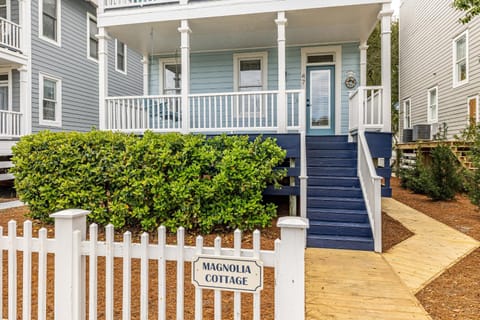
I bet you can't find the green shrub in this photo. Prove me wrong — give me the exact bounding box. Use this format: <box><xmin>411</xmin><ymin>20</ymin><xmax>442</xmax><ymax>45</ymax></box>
<box><xmin>398</xmin><ymin>150</ymin><xmax>432</xmax><ymax>194</ymax></box>
<box><xmin>11</xmin><ymin>131</ymin><xmax>286</xmax><ymax>233</ymax></box>
<box><xmin>426</xmin><ymin>144</ymin><xmax>462</xmax><ymax>200</ymax></box>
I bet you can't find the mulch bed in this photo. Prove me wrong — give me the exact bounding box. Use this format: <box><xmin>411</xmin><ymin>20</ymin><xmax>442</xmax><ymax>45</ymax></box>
<box><xmin>391</xmin><ymin>177</ymin><xmax>480</xmax><ymax>320</ymax></box>
<box><xmin>382</xmin><ymin>211</ymin><xmax>414</xmax><ymax>252</ymax></box>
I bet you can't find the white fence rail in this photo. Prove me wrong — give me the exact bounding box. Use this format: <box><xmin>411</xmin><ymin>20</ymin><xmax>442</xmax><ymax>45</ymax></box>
<box><xmin>0</xmin><ymin>210</ymin><xmax>308</xmax><ymax>320</ymax></box>
<box><xmin>357</xmin><ymin>131</ymin><xmax>382</xmax><ymax>252</ymax></box>
<box><xmin>0</xmin><ymin>110</ymin><xmax>22</xmax><ymax>137</ymax></box>
<box><xmin>348</xmin><ymin>86</ymin><xmax>384</xmax><ymax>133</ymax></box>
<box><xmin>105</xmin><ymin>90</ymin><xmax>303</xmax><ymax>133</ymax></box>
<box><xmin>0</xmin><ymin>17</ymin><xmax>21</xmax><ymax>51</ymax></box>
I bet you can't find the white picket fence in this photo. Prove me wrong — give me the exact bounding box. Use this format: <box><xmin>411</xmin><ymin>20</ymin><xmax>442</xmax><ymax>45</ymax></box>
<box><xmin>0</xmin><ymin>209</ymin><xmax>308</xmax><ymax>320</ymax></box>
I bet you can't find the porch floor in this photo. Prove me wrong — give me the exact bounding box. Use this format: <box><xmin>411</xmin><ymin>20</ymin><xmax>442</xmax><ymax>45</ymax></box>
<box><xmin>305</xmin><ymin>198</ymin><xmax>480</xmax><ymax>319</ymax></box>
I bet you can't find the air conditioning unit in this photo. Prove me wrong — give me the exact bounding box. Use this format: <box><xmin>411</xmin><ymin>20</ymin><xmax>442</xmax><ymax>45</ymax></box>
<box><xmin>413</xmin><ymin>124</ymin><xmax>432</xmax><ymax>141</ymax></box>
<box><xmin>402</xmin><ymin>129</ymin><xmax>413</xmax><ymax>143</ymax></box>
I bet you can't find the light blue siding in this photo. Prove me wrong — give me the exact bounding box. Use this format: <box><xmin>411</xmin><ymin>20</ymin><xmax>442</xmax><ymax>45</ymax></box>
<box><xmin>148</xmin><ymin>43</ymin><xmax>360</xmax><ymax>134</ymax></box>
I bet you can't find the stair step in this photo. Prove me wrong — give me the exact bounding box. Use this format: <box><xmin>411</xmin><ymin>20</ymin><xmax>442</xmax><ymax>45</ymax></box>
<box><xmin>307</xmin><ymin>208</ymin><xmax>369</xmax><ymax>223</ymax></box>
<box><xmin>307</xmin><ymin>234</ymin><xmax>374</xmax><ymax>251</ymax></box>
<box><xmin>306</xmin><ymin>135</ymin><xmax>348</xmax><ymax>143</ymax></box>
<box><xmin>307</xmin><ymin>150</ymin><xmax>356</xmax><ymax>158</ymax></box>
<box><xmin>308</xmin><ymin>167</ymin><xmax>357</xmax><ymax>177</ymax></box>
<box><xmin>308</xmin><ymin>186</ymin><xmax>363</xmax><ymax>198</ymax></box>
<box><xmin>306</xmin><ymin>142</ymin><xmax>356</xmax><ymax>151</ymax></box>
<box><xmin>309</xmin><ymin>221</ymin><xmax>372</xmax><ymax>237</ymax></box>
<box><xmin>308</xmin><ymin>176</ymin><xmax>360</xmax><ymax>188</ymax></box>
<box><xmin>307</xmin><ymin>158</ymin><xmax>356</xmax><ymax>167</ymax></box>
<box><xmin>308</xmin><ymin>196</ymin><xmax>366</xmax><ymax>210</ymax></box>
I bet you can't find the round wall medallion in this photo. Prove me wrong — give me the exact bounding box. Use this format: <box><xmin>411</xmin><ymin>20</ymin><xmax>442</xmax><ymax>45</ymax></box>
<box><xmin>345</xmin><ymin>76</ymin><xmax>357</xmax><ymax>89</ymax></box>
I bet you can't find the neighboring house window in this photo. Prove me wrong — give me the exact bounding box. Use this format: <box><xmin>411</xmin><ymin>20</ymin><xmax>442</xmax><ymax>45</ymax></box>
<box><xmin>0</xmin><ymin>0</ymin><xmax>8</xmax><ymax>19</ymax></box>
<box><xmin>427</xmin><ymin>87</ymin><xmax>438</xmax><ymax>123</ymax></box>
<box><xmin>0</xmin><ymin>74</ymin><xmax>9</xmax><ymax>111</ymax></box>
<box><xmin>40</xmin><ymin>0</ymin><xmax>60</xmax><ymax>44</ymax></box>
<box><xmin>39</xmin><ymin>74</ymin><xmax>61</xmax><ymax>127</ymax></box>
<box><xmin>468</xmin><ymin>96</ymin><xmax>479</xmax><ymax>125</ymax></box>
<box><xmin>453</xmin><ymin>30</ymin><xmax>468</xmax><ymax>86</ymax></box>
<box><xmin>160</xmin><ymin>58</ymin><xmax>181</xmax><ymax>95</ymax></box>
<box><xmin>115</xmin><ymin>39</ymin><xmax>127</xmax><ymax>73</ymax></box>
<box><xmin>87</xmin><ymin>13</ymin><xmax>98</xmax><ymax>61</ymax></box>
<box><xmin>233</xmin><ymin>52</ymin><xmax>268</xmax><ymax>92</ymax></box>
<box><xmin>403</xmin><ymin>99</ymin><xmax>411</xmax><ymax>129</ymax></box>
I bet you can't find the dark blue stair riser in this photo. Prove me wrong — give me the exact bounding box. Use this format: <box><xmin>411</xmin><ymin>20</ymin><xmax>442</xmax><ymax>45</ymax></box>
<box><xmin>307</xmin><ymin>237</ymin><xmax>374</xmax><ymax>251</ymax></box>
<box><xmin>309</xmin><ymin>223</ymin><xmax>372</xmax><ymax>237</ymax></box>
<box><xmin>308</xmin><ymin>210</ymin><xmax>369</xmax><ymax>223</ymax></box>
<box><xmin>306</xmin><ymin>135</ymin><xmax>349</xmax><ymax>143</ymax></box>
<box><xmin>308</xmin><ymin>186</ymin><xmax>362</xmax><ymax>198</ymax></box>
<box><xmin>305</xmin><ymin>142</ymin><xmax>356</xmax><ymax>151</ymax></box>
<box><xmin>308</xmin><ymin>167</ymin><xmax>357</xmax><ymax>177</ymax></box>
<box><xmin>308</xmin><ymin>177</ymin><xmax>360</xmax><ymax>188</ymax></box>
<box><xmin>307</xmin><ymin>150</ymin><xmax>357</xmax><ymax>159</ymax></box>
<box><xmin>308</xmin><ymin>198</ymin><xmax>366</xmax><ymax>210</ymax></box>
<box><xmin>307</xmin><ymin>158</ymin><xmax>356</xmax><ymax>167</ymax></box>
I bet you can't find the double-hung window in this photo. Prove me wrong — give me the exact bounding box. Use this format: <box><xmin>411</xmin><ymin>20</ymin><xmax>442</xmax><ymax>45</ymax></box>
<box><xmin>41</xmin><ymin>0</ymin><xmax>60</xmax><ymax>44</ymax></box>
<box><xmin>0</xmin><ymin>0</ymin><xmax>8</xmax><ymax>19</ymax></box>
<box><xmin>427</xmin><ymin>87</ymin><xmax>438</xmax><ymax>123</ymax></box>
<box><xmin>453</xmin><ymin>30</ymin><xmax>468</xmax><ymax>86</ymax></box>
<box><xmin>403</xmin><ymin>99</ymin><xmax>411</xmax><ymax>129</ymax></box>
<box><xmin>160</xmin><ymin>59</ymin><xmax>181</xmax><ymax>95</ymax></box>
<box><xmin>87</xmin><ymin>13</ymin><xmax>98</xmax><ymax>61</ymax></box>
<box><xmin>0</xmin><ymin>73</ymin><xmax>9</xmax><ymax>111</ymax></box>
<box><xmin>39</xmin><ymin>74</ymin><xmax>61</xmax><ymax>127</ymax></box>
<box><xmin>115</xmin><ymin>40</ymin><xmax>127</xmax><ymax>73</ymax></box>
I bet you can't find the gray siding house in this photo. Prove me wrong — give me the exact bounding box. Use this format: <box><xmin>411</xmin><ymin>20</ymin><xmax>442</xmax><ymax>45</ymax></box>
<box><xmin>399</xmin><ymin>0</ymin><xmax>480</xmax><ymax>142</ymax></box>
<box><xmin>0</xmin><ymin>0</ymin><xmax>143</xmax><ymax>155</ymax></box>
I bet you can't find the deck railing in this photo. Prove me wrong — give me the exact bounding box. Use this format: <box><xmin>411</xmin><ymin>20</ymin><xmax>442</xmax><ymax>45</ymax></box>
<box><xmin>0</xmin><ymin>18</ymin><xmax>21</xmax><ymax>52</ymax></box>
<box><xmin>105</xmin><ymin>90</ymin><xmax>303</xmax><ymax>133</ymax></box>
<box><xmin>0</xmin><ymin>110</ymin><xmax>22</xmax><ymax>137</ymax></box>
<box><xmin>104</xmin><ymin>0</ymin><xmax>181</xmax><ymax>9</ymax></box>
<box><xmin>348</xmin><ymin>86</ymin><xmax>384</xmax><ymax>133</ymax></box>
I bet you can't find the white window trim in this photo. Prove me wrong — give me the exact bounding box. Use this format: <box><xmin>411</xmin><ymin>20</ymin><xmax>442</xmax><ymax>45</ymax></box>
<box><xmin>233</xmin><ymin>51</ymin><xmax>268</xmax><ymax>92</ymax></box>
<box><xmin>467</xmin><ymin>95</ymin><xmax>479</xmax><ymax>124</ymax></box>
<box><xmin>86</xmin><ymin>12</ymin><xmax>98</xmax><ymax>63</ymax></box>
<box><xmin>115</xmin><ymin>39</ymin><xmax>127</xmax><ymax>75</ymax></box>
<box><xmin>39</xmin><ymin>73</ymin><xmax>62</xmax><ymax>127</ymax></box>
<box><xmin>427</xmin><ymin>86</ymin><xmax>438</xmax><ymax>124</ymax></box>
<box><xmin>158</xmin><ymin>57</ymin><xmax>181</xmax><ymax>95</ymax></box>
<box><xmin>452</xmin><ymin>30</ymin><xmax>469</xmax><ymax>88</ymax></box>
<box><xmin>0</xmin><ymin>68</ymin><xmax>13</xmax><ymax>111</ymax></box>
<box><xmin>39</xmin><ymin>0</ymin><xmax>61</xmax><ymax>47</ymax></box>
<box><xmin>403</xmin><ymin>98</ymin><xmax>411</xmax><ymax>129</ymax></box>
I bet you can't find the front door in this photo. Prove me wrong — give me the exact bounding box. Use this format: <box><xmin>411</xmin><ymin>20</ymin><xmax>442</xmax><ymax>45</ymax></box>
<box><xmin>306</xmin><ymin>65</ymin><xmax>335</xmax><ymax>135</ymax></box>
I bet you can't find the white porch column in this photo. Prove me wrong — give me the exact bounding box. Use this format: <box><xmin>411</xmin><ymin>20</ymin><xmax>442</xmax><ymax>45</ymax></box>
<box><xmin>18</xmin><ymin>66</ymin><xmax>29</xmax><ymax>134</ymax></box>
<box><xmin>18</xmin><ymin>0</ymin><xmax>32</xmax><ymax>134</ymax></box>
<box><xmin>178</xmin><ymin>20</ymin><xmax>191</xmax><ymax>134</ymax></box>
<box><xmin>97</xmin><ymin>27</ymin><xmax>109</xmax><ymax>130</ymax></box>
<box><xmin>142</xmin><ymin>55</ymin><xmax>149</xmax><ymax>95</ymax></box>
<box><xmin>276</xmin><ymin>12</ymin><xmax>287</xmax><ymax>133</ymax></box>
<box><xmin>359</xmin><ymin>41</ymin><xmax>368</xmax><ymax>87</ymax></box>
<box><xmin>379</xmin><ymin>4</ymin><xmax>393</xmax><ymax>132</ymax></box>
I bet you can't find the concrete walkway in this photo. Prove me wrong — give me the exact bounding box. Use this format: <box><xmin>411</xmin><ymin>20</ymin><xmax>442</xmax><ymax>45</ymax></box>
<box><xmin>382</xmin><ymin>198</ymin><xmax>480</xmax><ymax>293</ymax></box>
<box><xmin>305</xmin><ymin>198</ymin><xmax>480</xmax><ymax>319</ymax></box>
<box><xmin>0</xmin><ymin>200</ymin><xmax>24</xmax><ymax>210</ymax></box>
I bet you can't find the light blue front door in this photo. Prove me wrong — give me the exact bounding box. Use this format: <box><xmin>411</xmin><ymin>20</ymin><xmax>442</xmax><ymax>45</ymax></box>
<box><xmin>306</xmin><ymin>66</ymin><xmax>335</xmax><ymax>135</ymax></box>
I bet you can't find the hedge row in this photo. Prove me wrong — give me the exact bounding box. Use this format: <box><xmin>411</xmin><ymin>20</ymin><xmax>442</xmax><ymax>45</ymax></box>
<box><xmin>11</xmin><ymin>131</ymin><xmax>286</xmax><ymax>233</ymax></box>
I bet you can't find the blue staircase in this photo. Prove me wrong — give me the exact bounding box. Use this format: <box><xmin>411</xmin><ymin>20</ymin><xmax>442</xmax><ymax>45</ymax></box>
<box><xmin>306</xmin><ymin>136</ymin><xmax>374</xmax><ymax>251</ymax></box>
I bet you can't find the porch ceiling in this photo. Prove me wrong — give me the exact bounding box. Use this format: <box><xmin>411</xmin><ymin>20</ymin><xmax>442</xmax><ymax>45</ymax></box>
<box><xmin>107</xmin><ymin>4</ymin><xmax>381</xmax><ymax>55</ymax></box>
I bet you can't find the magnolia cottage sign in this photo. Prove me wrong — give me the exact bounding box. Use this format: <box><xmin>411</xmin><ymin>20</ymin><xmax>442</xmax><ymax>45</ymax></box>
<box><xmin>192</xmin><ymin>255</ymin><xmax>264</xmax><ymax>293</ymax></box>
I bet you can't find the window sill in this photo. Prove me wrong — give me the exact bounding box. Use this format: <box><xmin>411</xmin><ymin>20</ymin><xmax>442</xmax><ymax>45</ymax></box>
<box><xmin>39</xmin><ymin>120</ymin><xmax>62</xmax><ymax>128</ymax></box>
<box><xmin>39</xmin><ymin>35</ymin><xmax>61</xmax><ymax>48</ymax></box>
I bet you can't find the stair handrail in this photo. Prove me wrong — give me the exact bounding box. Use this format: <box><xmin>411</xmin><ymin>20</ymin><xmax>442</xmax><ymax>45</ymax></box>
<box><xmin>357</xmin><ymin>130</ymin><xmax>382</xmax><ymax>252</ymax></box>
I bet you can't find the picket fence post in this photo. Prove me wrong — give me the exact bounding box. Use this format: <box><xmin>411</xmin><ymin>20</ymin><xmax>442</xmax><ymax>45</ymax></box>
<box><xmin>50</xmin><ymin>209</ymin><xmax>90</xmax><ymax>320</ymax></box>
<box><xmin>275</xmin><ymin>216</ymin><xmax>309</xmax><ymax>320</ymax></box>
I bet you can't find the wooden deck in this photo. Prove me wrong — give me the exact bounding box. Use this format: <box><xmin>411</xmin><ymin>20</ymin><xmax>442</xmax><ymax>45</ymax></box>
<box><xmin>305</xmin><ymin>248</ymin><xmax>431</xmax><ymax>320</ymax></box>
<box><xmin>382</xmin><ymin>198</ymin><xmax>480</xmax><ymax>293</ymax></box>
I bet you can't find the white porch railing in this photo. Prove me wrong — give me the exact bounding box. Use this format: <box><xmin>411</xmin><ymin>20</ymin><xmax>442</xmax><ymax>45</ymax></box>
<box><xmin>0</xmin><ymin>18</ymin><xmax>21</xmax><ymax>52</ymax></box>
<box><xmin>348</xmin><ymin>86</ymin><xmax>384</xmax><ymax>133</ymax></box>
<box><xmin>0</xmin><ymin>110</ymin><xmax>22</xmax><ymax>137</ymax></box>
<box><xmin>357</xmin><ymin>131</ymin><xmax>382</xmax><ymax>252</ymax></box>
<box><xmin>105</xmin><ymin>90</ymin><xmax>304</xmax><ymax>133</ymax></box>
<box><xmin>104</xmin><ymin>0</ymin><xmax>180</xmax><ymax>9</ymax></box>
<box><xmin>0</xmin><ymin>210</ymin><xmax>308</xmax><ymax>320</ymax></box>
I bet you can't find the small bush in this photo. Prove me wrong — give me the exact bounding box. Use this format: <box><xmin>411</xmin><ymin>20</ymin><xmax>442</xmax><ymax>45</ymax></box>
<box><xmin>426</xmin><ymin>144</ymin><xmax>462</xmax><ymax>200</ymax></box>
<box><xmin>398</xmin><ymin>150</ymin><xmax>432</xmax><ymax>194</ymax></box>
<box><xmin>11</xmin><ymin>131</ymin><xmax>286</xmax><ymax>233</ymax></box>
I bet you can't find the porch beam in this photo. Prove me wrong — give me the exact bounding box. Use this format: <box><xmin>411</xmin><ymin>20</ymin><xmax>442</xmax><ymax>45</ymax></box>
<box><xmin>359</xmin><ymin>41</ymin><xmax>368</xmax><ymax>87</ymax></box>
<box><xmin>98</xmin><ymin>27</ymin><xmax>109</xmax><ymax>130</ymax></box>
<box><xmin>379</xmin><ymin>4</ymin><xmax>393</xmax><ymax>132</ymax></box>
<box><xmin>276</xmin><ymin>12</ymin><xmax>287</xmax><ymax>133</ymax></box>
<box><xmin>179</xmin><ymin>20</ymin><xmax>191</xmax><ymax>134</ymax></box>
